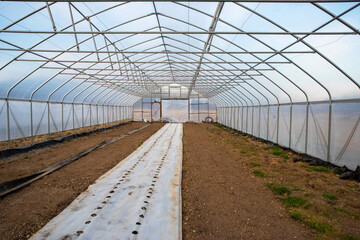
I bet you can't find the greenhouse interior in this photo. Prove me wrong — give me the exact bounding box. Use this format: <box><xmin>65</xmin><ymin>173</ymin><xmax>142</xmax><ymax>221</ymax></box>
<box><xmin>0</xmin><ymin>0</ymin><xmax>359</xmax><ymax>239</ymax></box>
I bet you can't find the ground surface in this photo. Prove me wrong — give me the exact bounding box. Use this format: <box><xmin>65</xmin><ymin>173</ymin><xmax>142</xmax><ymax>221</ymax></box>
<box><xmin>0</xmin><ymin>120</ymin><xmax>132</xmax><ymax>150</ymax></box>
<box><xmin>30</xmin><ymin>123</ymin><xmax>182</xmax><ymax>240</ymax></box>
<box><xmin>182</xmin><ymin>123</ymin><xmax>360</xmax><ymax>240</ymax></box>
<box><xmin>182</xmin><ymin>123</ymin><xmax>314</xmax><ymax>240</ymax></box>
<box><xmin>1</xmin><ymin>122</ymin><xmax>359</xmax><ymax>240</ymax></box>
<box><xmin>0</xmin><ymin>122</ymin><xmax>164</xmax><ymax>240</ymax></box>
<box><xmin>1</xmin><ymin>122</ymin><xmax>146</xmax><ymax>183</ymax></box>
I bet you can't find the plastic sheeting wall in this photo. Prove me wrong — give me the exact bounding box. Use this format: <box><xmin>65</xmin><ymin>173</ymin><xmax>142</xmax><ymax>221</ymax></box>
<box><xmin>217</xmin><ymin>101</ymin><xmax>360</xmax><ymax>171</ymax></box>
<box><xmin>0</xmin><ymin>100</ymin><xmax>133</xmax><ymax>142</ymax></box>
<box><xmin>133</xmin><ymin>97</ymin><xmax>217</xmax><ymax>123</ymax></box>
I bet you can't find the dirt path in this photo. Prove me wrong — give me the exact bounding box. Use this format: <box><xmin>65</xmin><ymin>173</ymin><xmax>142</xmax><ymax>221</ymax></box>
<box><xmin>182</xmin><ymin>123</ymin><xmax>314</xmax><ymax>240</ymax></box>
<box><xmin>0</xmin><ymin>122</ymin><xmax>164</xmax><ymax>240</ymax></box>
<box><xmin>0</xmin><ymin>122</ymin><xmax>146</xmax><ymax>183</ymax></box>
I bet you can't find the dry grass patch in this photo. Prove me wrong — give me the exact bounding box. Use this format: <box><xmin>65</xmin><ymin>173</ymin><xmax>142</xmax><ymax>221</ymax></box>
<box><xmin>210</xmin><ymin>123</ymin><xmax>360</xmax><ymax>240</ymax></box>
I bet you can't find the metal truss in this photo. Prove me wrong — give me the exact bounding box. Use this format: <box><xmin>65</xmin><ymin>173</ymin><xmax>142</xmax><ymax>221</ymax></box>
<box><xmin>0</xmin><ymin>0</ymin><xmax>359</xmax><ymax>166</ymax></box>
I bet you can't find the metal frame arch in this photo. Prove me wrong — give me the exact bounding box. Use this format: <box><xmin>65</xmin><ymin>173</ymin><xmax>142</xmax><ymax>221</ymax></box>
<box><xmin>224</xmin><ymin>89</ymin><xmax>246</xmax><ymax>130</ymax></box>
<box><xmin>232</xmin><ymin>2</ymin><xmax>360</xmax><ymax>159</ymax></box>
<box><xmin>154</xmin><ymin>19</ymin><xmax>303</xmax><ymax>108</ymax></box>
<box><xmin>0</xmin><ymin>0</ymin><xmax>359</xmax><ymax>171</ymax></box>
<box><xmin>220</xmin><ymin>90</ymin><xmax>242</xmax><ymax>128</ymax></box>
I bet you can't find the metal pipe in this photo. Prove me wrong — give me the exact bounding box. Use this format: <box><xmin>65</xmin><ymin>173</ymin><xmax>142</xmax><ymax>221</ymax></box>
<box><xmin>6</xmin><ymin>100</ymin><xmax>10</xmax><ymax>148</ymax></box>
<box><xmin>68</xmin><ymin>2</ymin><xmax>80</xmax><ymax>51</ymax></box>
<box><xmin>225</xmin><ymin>90</ymin><xmax>246</xmax><ymax>130</ymax></box>
<box><xmin>2</xmin><ymin>30</ymin><xmax>356</xmax><ymax>35</ymax></box>
<box><xmin>45</xmin><ymin>2</ymin><xmax>57</xmax><ymax>31</ymax></box>
<box><xmin>0</xmin><ymin>0</ymin><xmax>355</xmax><ymax>2</ymax></box>
<box><xmin>16</xmin><ymin>59</ymin><xmax>292</xmax><ymax>64</ymax></box>
<box><xmin>0</xmin><ymin>48</ymin><xmax>316</xmax><ymax>55</ymax></box>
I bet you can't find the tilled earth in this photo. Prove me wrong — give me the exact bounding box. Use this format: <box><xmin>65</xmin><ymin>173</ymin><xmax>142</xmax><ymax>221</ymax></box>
<box><xmin>1</xmin><ymin>122</ymin><xmax>359</xmax><ymax>240</ymax></box>
<box><xmin>0</xmin><ymin>122</ymin><xmax>164</xmax><ymax>240</ymax></box>
<box><xmin>182</xmin><ymin>123</ymin><xmax>360</xmax><ymax>240</ymax></box>
<box><xmin>182</xmin><ymin>123</ymin><xmax>314</xmax><ymax>239</ymax></box>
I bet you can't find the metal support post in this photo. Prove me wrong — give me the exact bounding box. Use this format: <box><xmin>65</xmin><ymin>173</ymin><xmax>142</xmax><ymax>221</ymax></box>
<box><xmin>289</xmin><ymin>103</ymin><xmax>293</xmax><ymax>148</ymax></box>
<box><xmin>276</xmin><ymin>104</ymin><xmax>280</xmax><ymax>144</ymax></box>
<box><xmin>47</xmin><ymin>101</ymin><xmax>51</xmax><ymax>139</ymax></box>
<box><xmin>72</xmin><ymin>103</ymin><xmax>75</xmax><ymax>134</ymax></box>
<box><xmin>188</xmin><ymin>98</ymin><xmax>190</xmax><ymax>122</ymax></box>
<box><xmin>103</xmin><ymin>105</ymin><xmax>105</xmax><ymax>127</ymax></box>
<box><xmin>233</xmin><ymin>107</ymin><xmax>236</xmax><ymax>129</ymax></box>
<box><xmin>207</xmin><ymin>98</ymin><xmax>210</xmax><ymax>119</ymax></box>
<box><xmin>240</xmin><ymin>107</ymin><xmax>243</xmax><ymax>131</ymax></box>
<box><xmin>61</xmin><ymin>103</ymin><xmax>64</xmax><ymax>137</ymax></box>
<box><xmin>90</xmin><ymin>104</ymin><xmax>92</xmax><ymax>127</ymax></box>
<box><xmin>215</xmin><ymin>107</ymin><xmax>218</xmax><ymax>122</ymax></box>
<box><xmin>237</xmin><ymin>107</ymin><xmax>239</xmax><ymax>130</ymax></box>
<box><xmin>82</xmin><ymin>103</ymin><xmax>84</xmax><ymax>130</ymax></box>
<box><xmin>246</xmin><ymin>106</ymin><xmax>248</xmax><ymax>133</ymax></box>
<box><xmin>305</xmin><ymin>102</ymin><xmax>309</xmax><ymax>154</ymax></box>
<box><xmin>251</xmin><ymin>106</ymin><xmax>254</xmax><ymax>136</ymax></box>
<box><xmin>151</xmin><ymin>93</ymin><xmax>153</xmax><ymax>122</ymax></box>
<box><xmin>96</xmin><ymin>105</ymin><xmax>99</xmax><ymax>126</ymax></box>
<box><xmin>30</xmin><ymin>100</ymin><xmax>34</xmax><ymax>145</ymax></box>
<box><xmin>327</xmin><ymin>102</ymin><xmax>332</xmax><ymax>162</ymax></box>
<box><xmin>197</xmin><ymin>94</ymin><xmax>200</xmax><ymax>122</ymax></box>
<box><xmin>6</xmin><ymin>99</ymin><xmax>10</xmax><ymax>149</ymax></box>
<box><xmin>258</xmin><ymin>105</ymin><xmax>261</xmax><ymax>137</ymax></box>
<box><xmin>141</xmin><ymin>98</ymin><xmax>144</xmax><ymax>121</ymax></box>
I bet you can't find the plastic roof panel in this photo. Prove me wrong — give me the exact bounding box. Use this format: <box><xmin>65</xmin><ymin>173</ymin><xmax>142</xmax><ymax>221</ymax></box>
<box><xmin>0</xmin><ymin>0</ymin><xmax>359</xmax><ymax>108</ymax></box>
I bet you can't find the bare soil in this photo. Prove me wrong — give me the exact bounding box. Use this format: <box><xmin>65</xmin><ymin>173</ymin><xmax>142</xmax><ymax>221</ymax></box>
<box><xmin>1</xmin><ymin>122</ymin><xmax>358</xmax><ymax>240</ymax></box>
<box><xmin>182</xmin><ymin>123</ymin><xmax>314</xmax><ymax>239</ymax></box>
<box><xmin>0</xmin><ymin>119</ymin><xmax>132</xmax><ymax>150</ymax></box>
<box><xmin>1</xmin><ymin>122</ymin><xmax>145</xmax><ymax>183</ymax></box>
<box><xmin>0</xmin><ymin>122</ymin><xmax>164</xmax><ymax>240</ymax></box>
<box><xmin>182</xmin><ymin>123</ymin><xmax>360</xmax><ymax>240</ymax></box>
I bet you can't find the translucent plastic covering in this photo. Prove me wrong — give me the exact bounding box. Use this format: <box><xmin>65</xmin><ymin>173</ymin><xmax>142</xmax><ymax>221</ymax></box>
<box><xmin>0</xmin><ymin>1</ymin><xmax>359</xmax><ymax>169</ymax></box>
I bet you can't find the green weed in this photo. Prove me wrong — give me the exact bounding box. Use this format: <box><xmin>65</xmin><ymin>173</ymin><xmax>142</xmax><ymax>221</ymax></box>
<box><xmin>213</xmin><ymin>123</ymin><xmax>231</xmax><ymax>132</ymax></box>
<box><xmin>263</xmin><ymin>146</ymin><xmax>289</xmax><ymax>160</ymax></box>
<box><xmin>289</xmin><ymin>210</ymin><xmax>302</xmax><ymax>221</ymax></box>
<box><xmin>302</xmin><ymin>165</ymin><xmax>330</xmax><ymax>173</ymax></box>
<box><xmin>342</xmin><ymin>235</ymin><xmax>360</xmax><ymax>240</ymax></box>
<box><xmin>305</xmin><ymin>220</ymin><xmax>334</xmax><ymax>234</ymax></box>
<box><xmin>253</xmin><ymin>170</ymin><xmax>265</xmax><ymax>178</ymax></box>
<box><xmin>304</xmin><ymin>203</ymin><xmax>313</xmax><ymax>210</ymax></box>
<box><xmin>323</xmin><ymin>193</ymin><xmax>338</xmax><ymax>201</ymax></box>
<box><xmin>239</xmin><ymin>147</ymin><xmax>258</xmax><ymax>156</ymax></box>
<box><xmin>205</xmin><ymin>127</ymin><xmax>215</xmax><ymax>133</ymax></box>
<box><xmin>291</xmin><ymin>185</ymin><xmax>302</xmax><ymax>192</ymax></box>
<box><xmin>289</xmin><ymin>210</ymin><xmax>334</xmax><ymax>234</ymax></box>
<box><xmin>234</xmin><ymin>143</ymin><xmax>242</xmax><ymax>149</ymax></box>
<box><xmin>335</xmin><ymin>208</ymin><xmax>360</xmax><ymax>221</ymax></box>
<box><xmin>282</xmin><ymin>195</ymin><xmax>307</xmax><ymax>208</ymax></box>
<box><xmin>266</xmin><ymin>183</ymin><xmax>291</xmax><ymax>195</ymax></box>
<box><xmin>251</xmin><ymin>162</ymin><xmax>261</xmax><ymax>167</ymax></box>
<box><xmin>182</xmin><ymin>169</ymin><xmax>189</xmax><ymax>173</ymax></box>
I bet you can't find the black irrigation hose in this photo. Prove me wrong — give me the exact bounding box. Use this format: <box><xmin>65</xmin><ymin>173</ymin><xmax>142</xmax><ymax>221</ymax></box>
<box><xmin>0</xmin><ymin>121</ymin><xmax>133</xmax><ymax>159</ymax></box>
<box><xmin>0</xmin><ymin>124</ymin><xmax>150</xmax><ymax>198</ymax></box>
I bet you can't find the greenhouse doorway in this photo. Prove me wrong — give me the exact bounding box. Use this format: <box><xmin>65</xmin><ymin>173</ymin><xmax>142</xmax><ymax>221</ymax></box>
<box><xmin>161</xmin><ymin>100</ymin><xmax>188</xmax><ymax>123</ymax></box>
<box><xmin>151</xmin><ymin>101</ymin><xmax>161</xmax><ymax>122</ymax></box>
